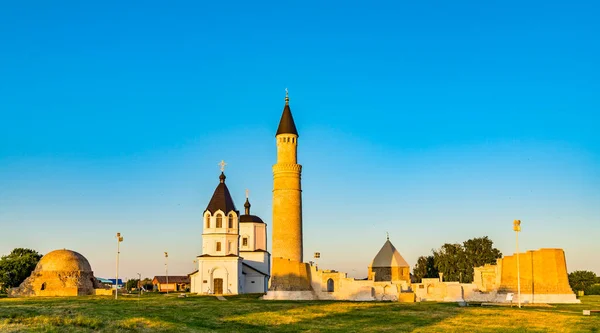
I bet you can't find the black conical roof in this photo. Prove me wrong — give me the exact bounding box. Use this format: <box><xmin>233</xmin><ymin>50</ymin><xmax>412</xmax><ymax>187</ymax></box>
<box><xmin>276</xmin><ymin>103</ymin><xmax>298</xmax><ymax>137</ymax></box>
<box><xmin>205</xmin><ymin>172</ymin><xmax>237</xmax><ymax>214</ymax></box>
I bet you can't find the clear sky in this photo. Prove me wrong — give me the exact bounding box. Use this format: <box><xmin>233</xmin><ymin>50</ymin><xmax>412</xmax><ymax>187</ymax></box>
<box><xmin>1</xmin><ymin>1</ymin><xmax>599</xmax><ymax>280</ymax></box>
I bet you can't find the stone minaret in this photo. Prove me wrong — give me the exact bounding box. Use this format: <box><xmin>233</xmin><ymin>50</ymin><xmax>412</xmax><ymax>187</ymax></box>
<box><xmin>272</xmin><ymin>90</ymin><xmax>303</xmax><ymax>262</ymax></box>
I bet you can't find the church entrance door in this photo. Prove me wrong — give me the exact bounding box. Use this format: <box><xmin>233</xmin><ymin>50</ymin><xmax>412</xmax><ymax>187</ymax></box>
<box><xmin>214</xmin><ymin>278</ymin><xmax>223</xmax><ymax>294</ymax></box>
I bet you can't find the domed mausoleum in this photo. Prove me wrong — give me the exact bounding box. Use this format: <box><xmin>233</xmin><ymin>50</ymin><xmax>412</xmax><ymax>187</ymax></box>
<box><xmin>8</xmin><ymin>249</ymin><xmax>110</xmax><ymax>297</ymax></box>
<box><xmin>368</xmin><ymin>238</ymin><xmax>411</xmax><ymax>282</ymax></box>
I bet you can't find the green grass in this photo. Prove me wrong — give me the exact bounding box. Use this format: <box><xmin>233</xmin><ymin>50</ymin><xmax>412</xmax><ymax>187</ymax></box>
<box><xmin>0</xmin><ymin>294</ymin><xmax>599</xmax><ymax>332</ymax></box>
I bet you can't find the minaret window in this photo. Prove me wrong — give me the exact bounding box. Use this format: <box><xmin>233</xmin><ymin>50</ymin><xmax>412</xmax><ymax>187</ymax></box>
<box><xmin>216</xmin><ymin>214</ymin><xmax>223</xmax><ymax>228</ymax></box>
<box><xmin>228</xmin><ymin>214</ymin><xmax>234</xmax><ymax>228</ymax></box>
<box><xmin>216</xmin><ymin>242</ymin><xmax>221</xmax><ymax>252</ymax></box>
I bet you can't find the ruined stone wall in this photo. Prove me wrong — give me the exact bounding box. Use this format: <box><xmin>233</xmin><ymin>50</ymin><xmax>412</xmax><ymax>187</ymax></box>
<box><xmin>498</xmin><ymin>248</ymin><xmax>574</xmax><ymax>294</ymax></box>
<box><xmin>473</xmin><ymin>264</ymin><xmax>499</xmax><ymax>292</ymax></box>
<box><xmin>9</xmin><ymin>271</ymin><xmax>103</xmax><ymax>297</ymax></box>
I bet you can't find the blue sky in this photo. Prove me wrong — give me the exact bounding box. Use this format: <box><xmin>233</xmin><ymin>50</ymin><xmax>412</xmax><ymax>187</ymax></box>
<box><xmin>1</xmin><ymin>1</ymin><xmax>598</xmax><ymax>280</ymax></box>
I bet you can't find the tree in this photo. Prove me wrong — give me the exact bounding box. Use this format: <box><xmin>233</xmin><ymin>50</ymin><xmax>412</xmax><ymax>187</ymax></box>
<box><xmin>430</xmin><ymin>236</ymin><xmax>502</xmax><ymax>283</ymax></box>
<box><xmin>568</xmin><ymin>270</ymin><xmax>597</xmax><ymax>292</ymax></box>
<box><xmin>126</xmin><ymin>279</ymin><xmax>140</xmax><ymax>291</ymax></box>
<box><xmin>433</xmin><ymin>243</ymin><xmax>468</xmax><ymax>282</ymax></box>
<box><xmin>0</xmin><ymin>248</ymin><xmax>42</xmax><ymax>292</ymax></box>
<box><xmin>462</xmin><ymin>236</ymin><xmax>502</xmax><ymax>282</ymax></box>
<box><xmin>412</xmin><ymin>255</ymin><xmax>438</xmax><ymax>282</ymax></box>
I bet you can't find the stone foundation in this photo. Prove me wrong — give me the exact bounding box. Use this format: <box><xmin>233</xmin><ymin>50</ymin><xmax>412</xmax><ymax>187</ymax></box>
<box><xmin>269</xmin><ymin>258</ymin><xmax>312</xmax><ymax>291</ymax></box>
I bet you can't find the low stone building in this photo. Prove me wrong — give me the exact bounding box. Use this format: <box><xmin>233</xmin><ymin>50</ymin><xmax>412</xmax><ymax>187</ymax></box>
<box><xmin>368</xmin><ymin>237</ymin><xmax>411</xmax><ymax>282</ymax></box>
<box><xmin>9</xmin><ymin>249</ymin><xmax>110</xmax><ymax>297</ymax></box>
<box><xmin>152</xmin><ymin>276</ymin><xmax>190</xmax><ymax>292</ymax></box>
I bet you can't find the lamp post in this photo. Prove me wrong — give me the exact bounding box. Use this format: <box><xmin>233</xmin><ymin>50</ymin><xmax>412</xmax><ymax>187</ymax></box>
<box><xmin>137</xmin><ymin>273</ymin><xmax>141</xmax><ymax>301</ymax></box>
<box><xmin>513</xmin><ymin>219</ymin><xmax>522</xmax><ymax>308</ymax></box>
<box><xmin>115</xmin><ymin>232</ymin><xmax>123</xmax><ymax>300</ymax></box>
<box><xmin>164</xmin><ymin>252</ymin><xmax>169</xmax><ymax>294</ymax></box>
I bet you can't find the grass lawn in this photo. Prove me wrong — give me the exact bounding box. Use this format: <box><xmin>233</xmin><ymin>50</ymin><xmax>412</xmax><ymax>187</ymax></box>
<box><xmin>0</xmin><ymin>294</ymin><xmax>599</xmax><ymax>332</ymax></box>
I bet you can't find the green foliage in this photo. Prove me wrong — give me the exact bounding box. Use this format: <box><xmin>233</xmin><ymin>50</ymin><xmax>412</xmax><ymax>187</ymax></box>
<box><xmin>140</xmin><ymin>278</ymin><xmax>153</xmax><ymax>290</ymax></box>
<box><xmin>125</xmin><ymin>279</ymin><xmax>140</xmax><ymax>291</ymax></box>
<box><xmin>568</xmin><ymin>270</ymin><xmax>597</xmax><ymax>292</ymax></box>
<box><xmin>426</xmin><ymin>237</ymin><xmax>502</xmax><ymax>283</ymax></box>
<box><xmin>433</xmin><ymin>243</ymin><xmax>468</xmax><ymax>282</ymax></box>
<box><xmin>462</xmin><ymin>236</ymin><xmax>502</xmax><ymax>282</ymax></box>
<box><xmin>0</xmin><ymin>248</ymin><xmax>42</xmax><ymax>292</ymax></box>
<box><xmin>585</xmin><ymin>284</ymin><xmax>600</xmax><ymax>295</ymax></box>
<box><xmin>412</xmin><ymin>255</ymin><xmax>438</xmax><ymax>282</ymax></box>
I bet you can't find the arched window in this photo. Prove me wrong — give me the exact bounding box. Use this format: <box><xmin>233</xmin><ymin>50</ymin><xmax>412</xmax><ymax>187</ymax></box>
<box><xmin>216</xmin><ymin>214</ymin><xmax>222</xmax><ymax>228</ymax></box>
<box><xmin>228</xmin><ymin>214</ymin><xmax>234</xmax><ymax>228</ymax></box>
<box><xmin>41</xmin><ymin>282</ymin><xmax>46</xmax><ymax>291</ymax></box>
<box><xmin>205</xmin><ymin>214</ymin><xmax>211</xmax><ymax>228</ymax></box>
<box><xmin>327</xmin><ymin>278</ymin><xmax>334</xmax><ymax>292</ymax></box>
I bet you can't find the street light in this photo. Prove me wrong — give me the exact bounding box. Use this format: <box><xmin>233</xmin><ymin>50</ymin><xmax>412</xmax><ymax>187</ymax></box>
<box><xmin>115</xmin><ymin>232</ymin><xmax>124</xmax><ymax>300</ymax></box>
<box><xmin>137</xmin><ymin>272</ymin><xmax>141</xmax><ymax>302</ymax></box>
<box><xmin>513</xmin><ymin>219</ymin><xmax>522</xmax><ymax>308</ymax></box>
<box><xmin>164</xmin><ymin>252</ymin><xmax>169</xmax><ymax>294</ymax></box>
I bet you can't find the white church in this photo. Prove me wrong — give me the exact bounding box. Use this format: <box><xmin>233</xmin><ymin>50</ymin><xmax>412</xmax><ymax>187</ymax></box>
<box><xmin>189</xmin><ymin>170</ymin><xmax>270</xmax><ymax>294</ymax></box>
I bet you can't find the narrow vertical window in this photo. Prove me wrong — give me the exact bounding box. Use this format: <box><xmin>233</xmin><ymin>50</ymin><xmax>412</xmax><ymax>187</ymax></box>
<box><xmin>242</xmin><ymin>238</ymin><xmax>248</xmax><ymax>247</ymax></box>
<box><xmin>216</xmin><ymin>242</ymin><xmax>221</xmax><ymax>252</ymax></box>
<box><xmin>216</xmin><ymin>214</ymin><xmax>222</xmax><ymax>228</ymax></box>
<box><xmin>205</xmin><ymin>215</ymin><xmax>210</xmax><ymax>228</ymax></box>
<box><xmin>228</xmin><ymin>214</ymin><xmax>234</xmax><ymax>228</ymax></box>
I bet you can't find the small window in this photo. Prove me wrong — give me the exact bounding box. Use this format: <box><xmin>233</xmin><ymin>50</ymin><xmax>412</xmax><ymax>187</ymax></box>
<box><xmin>216</xmin><ymin>242</ymin><xmax>221</xmax><ymax>252</ymax></box>
<box><xmin>41</xmin><ymin>282</ymin><xmax>46</xmax><ymax>291</ymax></box>
<box><xmin>228</xmin><ymin>214</ymin><xmax>234</xmax><ymax>228</ymax></box>
<box><xmin>205</xmin><ymin>216</ymin><xmax>210</xmax><ymax>228</ymax></box>
<box><xmin>216</xmin><ymin>214</ymin><xmax>223</xmax><ymax>228</ymax></box>
<box><xmin>242</xmin><ymin>238</ymin><xmax>248</xmax><ymax>247</ymax></box>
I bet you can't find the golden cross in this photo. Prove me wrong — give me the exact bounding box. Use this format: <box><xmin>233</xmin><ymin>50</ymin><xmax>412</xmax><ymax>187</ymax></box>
<box><xmin>218</xmin><ymin>160</ymin><xmax>227</xmax><ymax>172</ymax></box>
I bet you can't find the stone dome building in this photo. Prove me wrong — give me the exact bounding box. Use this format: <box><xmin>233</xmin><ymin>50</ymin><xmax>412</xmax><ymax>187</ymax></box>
<box><xmin>368</xmin><ymin>238</ymin><xmax>411</xmax><ymax>282</ymax></box>
<box><xmin>9</xmin><ymin>249</ymin><xmax>109</xmax><ymax>297</ymax></box>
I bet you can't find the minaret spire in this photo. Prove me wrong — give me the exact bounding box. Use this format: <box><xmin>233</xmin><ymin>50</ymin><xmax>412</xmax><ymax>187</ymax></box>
<box><xmin>285</xmin><ymin>88</ymin><xmax>289</xmax><ymax>105</ymax></box>
<box><xmin>276</xmin><ymin>89</ymin><xmax>298</xmax><ymax>136</ymax></box>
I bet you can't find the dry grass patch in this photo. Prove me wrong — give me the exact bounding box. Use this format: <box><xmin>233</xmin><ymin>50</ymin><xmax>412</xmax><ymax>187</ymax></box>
<box><xmin>117</xmin><ymin>317</ymin><xmax>177</xmax><ymax>331</ymax></box>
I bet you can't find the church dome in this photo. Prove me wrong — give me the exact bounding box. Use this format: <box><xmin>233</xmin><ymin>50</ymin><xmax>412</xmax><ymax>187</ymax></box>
<box><xmin>35</xmin><ymin>249</ymin><xmax>92</xmax><ymax>272</ymax></box>
<box><xmin>369</xmin><ymin>240</ymin><xmax>409</xmax><ymax>268</ymax></box>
